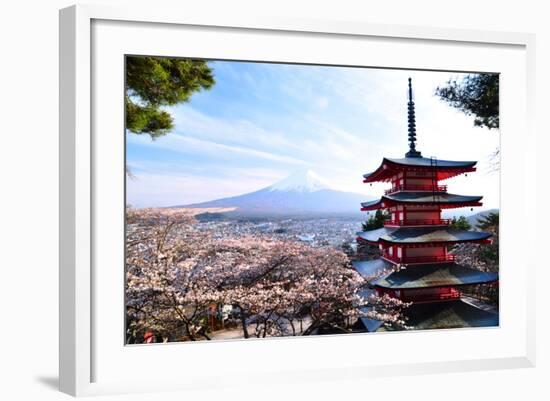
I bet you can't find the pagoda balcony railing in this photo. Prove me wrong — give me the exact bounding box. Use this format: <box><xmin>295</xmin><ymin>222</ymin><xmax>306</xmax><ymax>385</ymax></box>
<box><xmin>385</xmin><ymin>184</ymin><xmax>447</xmax><ymax>194</ymax></box>
<box><xmin>400</xmin><ymin>291</ymin><xmax>461</xmax><ymax>303</ymax></box>
<box><xmin>384</xmin><ymin>218</ymin><xmax>451</xmax><ymax>226</ymax></box>
<box><xmin>382</xmin><ymin>253</ymin><xmax>456</xmax><ymax>264</ymax></box>
<box><xmin>377</xmin><ymin>287</ymin><xmax>461</xmax><ymax>303</ymax></box>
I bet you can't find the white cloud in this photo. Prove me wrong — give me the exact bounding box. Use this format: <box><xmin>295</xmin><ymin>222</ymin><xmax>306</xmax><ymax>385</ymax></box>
<box><xmin>169</xmin><ymin>106</ymin><xmax>301</xmax><ymax>152</ymax></box>
<box><xmin>128</xmin><ymin>131</ymin><xmax>309</xmax><ymax>167</ymax></box>
<box><xmin>316</xmin><ymin>97</ymin><xmax>329</xmax><ymax>109</ymax></box>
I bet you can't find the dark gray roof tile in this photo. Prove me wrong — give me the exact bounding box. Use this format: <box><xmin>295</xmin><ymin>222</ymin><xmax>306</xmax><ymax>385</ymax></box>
<box><xmin>386</xmin><ymin>157</ymin><xmax>476</xmax><ymax>168</ymax></box>
<box><xmin>372</xmin><ymin>263</ymin><xmax>498</xmax><ymax>289</ymax></box>
<box><xmin>404</xmin><ymin>300</ymin><xmax>499</xmax><ymax>330</ymax></box>
<box><xmin>361</xmin><ymin>192</ymin><xmax>483</xmax><ymax>209</ymax></box>
<box><xmin>357</xmin><ymin>226</ymin><xmax>492</xmax><ymax>244</ymax></box>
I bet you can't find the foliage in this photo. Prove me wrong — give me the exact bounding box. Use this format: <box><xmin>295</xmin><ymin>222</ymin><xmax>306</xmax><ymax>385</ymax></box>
<box><xmin>126</xmin><ymin>208</ymin><xmax>409</xmax><ymax>343</ymax></box>
<box><xmin>476</xmin><ymin>212</ymin><xmax>499</xmax><ymax>230</ymax></box>
<box><xmin>452</xmin><ymin>212</ymin><xmax>499</xmax><ymax>304</ymax></box>
<box><xmin>340</xmin><ymin>241</ymin><xmax>354</xmax><ymax>257</ymax></box>
<box><xmin>359</xmin><ymin>210</ymin><xmax>389</xmax><ymax>262</ymax></box>
<box><xmin>362</xmin><ymin>210</ymin><xmax>389</xmax><ymax>231</ymax></box>
<box><xmin>435</xmin><ymin>74</ymin><xmax>499</xmax><ymax>130</ymax></box>
<box><xmin>474</xmin><ymin>212</ymin><xmax>499</xmax><ymax>266</ymax></box>
<box><xmin>453</xmin><ymin>211</ymin><xmax>499</xmax><ymax>273</ymax></box>
<box><xmin>125</xmin><ymin>56</ymin><xmax>215</xmax><ymax>138</ymax></box>
<box><xmin>449</xmin><ymin>216</ymin><xmax>471</xmax><ymax>231</ymax></box>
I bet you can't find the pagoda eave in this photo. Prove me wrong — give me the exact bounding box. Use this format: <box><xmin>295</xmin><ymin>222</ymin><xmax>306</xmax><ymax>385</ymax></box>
<box><xmin>360</xmin><ymin>202</ymin><xmax>483</xmax><ymax>212</ymax></box>
<box><xmin>357</xmin><ymin>236</ymin><xmax>492</xmax><ymax>247</ymax></box>
<box><xmin>352</xmin><ymin>259</ymin><xmax>393</xmax><ymax>279</ymax></box>
<box><xmin>401</xmin><ymin>300</ymin><xmax>499</xmax><ymax>330</ymax></box>
<box><xmin>371</xmin><ymin>263</ymin><xmax>499</xmax><ymax>290</ymax></box>
<box><xmin>360</xmin><ymin>199</ymin><xmax>483</xmax><ymax>211</ymax></box>
<box><xmin>373</xmin><ymin>281</ymin><xmax>498</xmax><ymax>291</ymax></box>
<box><xmin>356</xmin><ymin>227</ymin><xmax>492</xmax><ymax>245</ymax></box>
<box><xmin>356</xmin><ymin>236</ymin><xmax>379</xmax><ymax>246</ymax></box>
<box><xmin>363</xmin><ymin>158</ymin><xmax>477</xmax><ymax>184</ymax></box>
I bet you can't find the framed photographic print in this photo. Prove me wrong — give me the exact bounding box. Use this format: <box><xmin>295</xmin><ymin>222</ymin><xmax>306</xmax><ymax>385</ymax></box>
<box><xmin>59</xmin><ymin>4</ymin><xmax>536</xmax><ymax>397</ymax></box>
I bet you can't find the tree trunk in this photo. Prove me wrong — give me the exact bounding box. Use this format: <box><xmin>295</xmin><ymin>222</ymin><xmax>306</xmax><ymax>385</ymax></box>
<box><xmin>289</xmin><ymin>320</ymin><xmax>296</xmax><ymax>336</ymax></box>
<box><xmin>198</xmin><ymin>326</ymin><xmax>212</xmax><ymax>340</ymax></box>
<box><xmin>236</xmin><ymin>305</ymin><xmax>249</xmax><ymax>339</ymax></box>
<box><xmin>184</xmin><ymin>323</ymin><xmax>196</xmax><ymax>341</ymax></box>
<box><xmin>302</xmin><ymin>322</ymin><xmax>318</xmax><ymax>336</ymax></box>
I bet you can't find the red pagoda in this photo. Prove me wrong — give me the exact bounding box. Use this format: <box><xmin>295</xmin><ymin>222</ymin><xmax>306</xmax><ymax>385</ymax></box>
<box><xmin>353</xmin><ymin>78</ymin><xmax>499</xmax><ymax>331</ymax></box>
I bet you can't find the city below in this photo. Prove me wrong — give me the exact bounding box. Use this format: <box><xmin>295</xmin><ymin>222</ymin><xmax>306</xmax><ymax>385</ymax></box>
<box><xmin>196</xmin><ymin>215</ymin><xmax>363</xmax><ymax>250</ymax></box>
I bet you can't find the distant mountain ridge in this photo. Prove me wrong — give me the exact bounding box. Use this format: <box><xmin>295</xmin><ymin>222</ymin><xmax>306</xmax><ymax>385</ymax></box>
<box><xmin>177</xmin><ymin>169</ymin><xmax>372</xmax><ymax>217</ymax></box>
<box><xmin>466</xmin><ymin>209</ymin><xmax>499</xmax><ymax>227</ymax></box>
<box><xmin>441</xmin><ymin>208</ymin><xmax>498</xmax><ymax>221</ymax></box>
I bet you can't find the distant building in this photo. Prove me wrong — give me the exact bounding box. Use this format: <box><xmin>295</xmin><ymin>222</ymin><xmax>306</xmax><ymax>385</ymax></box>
<box><xmin>297</xmin><ymin>234</ymin><xmax>315</xmax><ymax>243</ymax></box>
<box><xmin>353</xmin><ymin>78</ymin><xmax>498</xmax><ymax>331</ymax></box>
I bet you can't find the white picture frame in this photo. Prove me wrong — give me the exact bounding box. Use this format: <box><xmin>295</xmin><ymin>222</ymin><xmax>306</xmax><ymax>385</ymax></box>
<box><xmin>59</xmin><ymin>4</ymin><xmax>536</xmax><ymax>397</ymax></box>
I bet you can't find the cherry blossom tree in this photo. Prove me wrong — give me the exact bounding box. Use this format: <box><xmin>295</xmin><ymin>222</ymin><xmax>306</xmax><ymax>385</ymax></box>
<box><xmin>126</xmin><ymin>209</ymin><xmax>215</xmax><ymax>342</ymax></box>
<box><xmin>126</xmin><ymin>208</ymin><xmax>408</xmax><ymax>343</ymax></box>
<box><xmin>452</xmin><ymin>215</ymin><xmax>499</xmax><ymax>304</ymax></box>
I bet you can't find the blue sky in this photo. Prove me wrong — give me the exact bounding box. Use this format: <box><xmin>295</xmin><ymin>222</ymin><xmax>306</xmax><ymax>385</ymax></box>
<box><xmin>126</xmin><ymin>60</ymin><xmax>499</xmax><ymax>210</ymax></box>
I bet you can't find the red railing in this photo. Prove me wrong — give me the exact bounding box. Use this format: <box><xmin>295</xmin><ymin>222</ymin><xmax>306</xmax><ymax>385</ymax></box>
<box><xmin>385</xmin><ymin>184</ymin><xmax>447</xmax><ymax>195</ymax></box>
<box><xmin>384</xmin><ymin>218</ymin><xmax>451</xmax><ymax>226</ymax></box>
<box><xmin>382</xmin><ymin>253</ymin><xmax>456</xmax><ymax>264</ymax></box>
<box><xmin>404</xmin><ymin>255</ymin><xmax>456</xmax><ymax>263</ymax></box>
<box><xmin>401</xmin><ymin>290</ymin><xmax>461</xmax><ymax>303</ymax></box>
<box><xmin>376</xmin><ymin>287</ymin><xmax>461</xmax><ymax>302</ymax></box>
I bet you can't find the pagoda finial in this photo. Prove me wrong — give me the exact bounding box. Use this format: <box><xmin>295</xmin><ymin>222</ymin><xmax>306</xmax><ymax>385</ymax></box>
<box><xmin>405</xmin><ymin>77</ymin><xmax>422</xmax><ymax>158</ymax></box>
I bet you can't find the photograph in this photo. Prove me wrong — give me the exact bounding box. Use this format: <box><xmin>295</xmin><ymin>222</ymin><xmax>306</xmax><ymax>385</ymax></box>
<box><xmin>2</xmin><ymin>0</ymin><xmax>544</xmax><ymax>399</ymax></box>
<box><xmin>124</xmin><ymin>56</ymin><xmax>500</xmax><ymax>344</ymax></box>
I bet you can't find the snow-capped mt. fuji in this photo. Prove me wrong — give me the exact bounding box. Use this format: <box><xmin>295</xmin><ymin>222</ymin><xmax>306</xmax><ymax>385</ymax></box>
<box><xmin>268</xmin><ymin>169</ymin><xmax>333</xmax><ymax>192</ymax></box>
<box><xmin>179</xmin><ymin>169</ymin><xmax>373</xmax><ymax>217</ymax></box>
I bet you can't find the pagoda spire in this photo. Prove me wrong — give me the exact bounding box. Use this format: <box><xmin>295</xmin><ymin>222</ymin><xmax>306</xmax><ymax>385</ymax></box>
<box><xmin>405</xmin><ymin>77</ymin><xmax>422</xmax><ymax>158</ymax></box>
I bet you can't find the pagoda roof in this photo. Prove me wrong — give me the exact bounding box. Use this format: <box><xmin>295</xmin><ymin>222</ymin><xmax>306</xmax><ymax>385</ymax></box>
<box><xmin>356</xmin><ymin>226</ymin><xmax>492</xmax><ymax>245</ymax></box>
<box><xmin>360</xmin><ymin>192</ymin><xmax>483</xmax><ymax>210</ymax></box>
<box><xmin>371</xmin><ymin>263</ymin><xmax>498</xmax><ymax>289</ymax></box>
<box><xmin>352</xmin><ymin>259</ymin><xmax>393</xmax><ymax>279</ymax></box>
<box><xmin>386</xmin><ymin>157</ymin><xmax>476</xmax><ymax>168</ymax></box>
<box><xmin>357</xmin><ymin>288</ymin><xmax>386</xmax><ymax>332</ymax></box>
<box><xmin>363</xmin><ymin>156</ymin><xmax>477</xmax><ymax>183</ymax></box>
<box><xmin>357</xmin><ymin>299</ymin><xmax>498</xmax><ymax>332</ymax></box>
<box><xmin>358</xmin><ymin>316</ymin><xmax>385</xmax><ymax>332</ymax></box>
<box><xmin>403</xmin><ymin>299</ymin><xmax>499</xmax><ymax>330</ymax></box>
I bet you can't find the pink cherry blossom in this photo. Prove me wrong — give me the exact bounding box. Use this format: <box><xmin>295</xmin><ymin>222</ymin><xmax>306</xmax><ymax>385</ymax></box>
<box><xmin>126</xmin><ymin>208</ymin><xmax>408</xmax><ymax>343</ymax></box>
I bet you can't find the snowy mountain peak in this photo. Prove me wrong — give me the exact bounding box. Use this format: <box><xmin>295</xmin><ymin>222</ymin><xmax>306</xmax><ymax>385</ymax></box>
<box><xmin>180</xmin><ymin>167</ymin><xmax>374</xmax><ymax>216</ymax></box>
<box><xmin>269</xmin><ymin>169</ymin><xmax>333</xmax><ymax>192</ymax></box>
